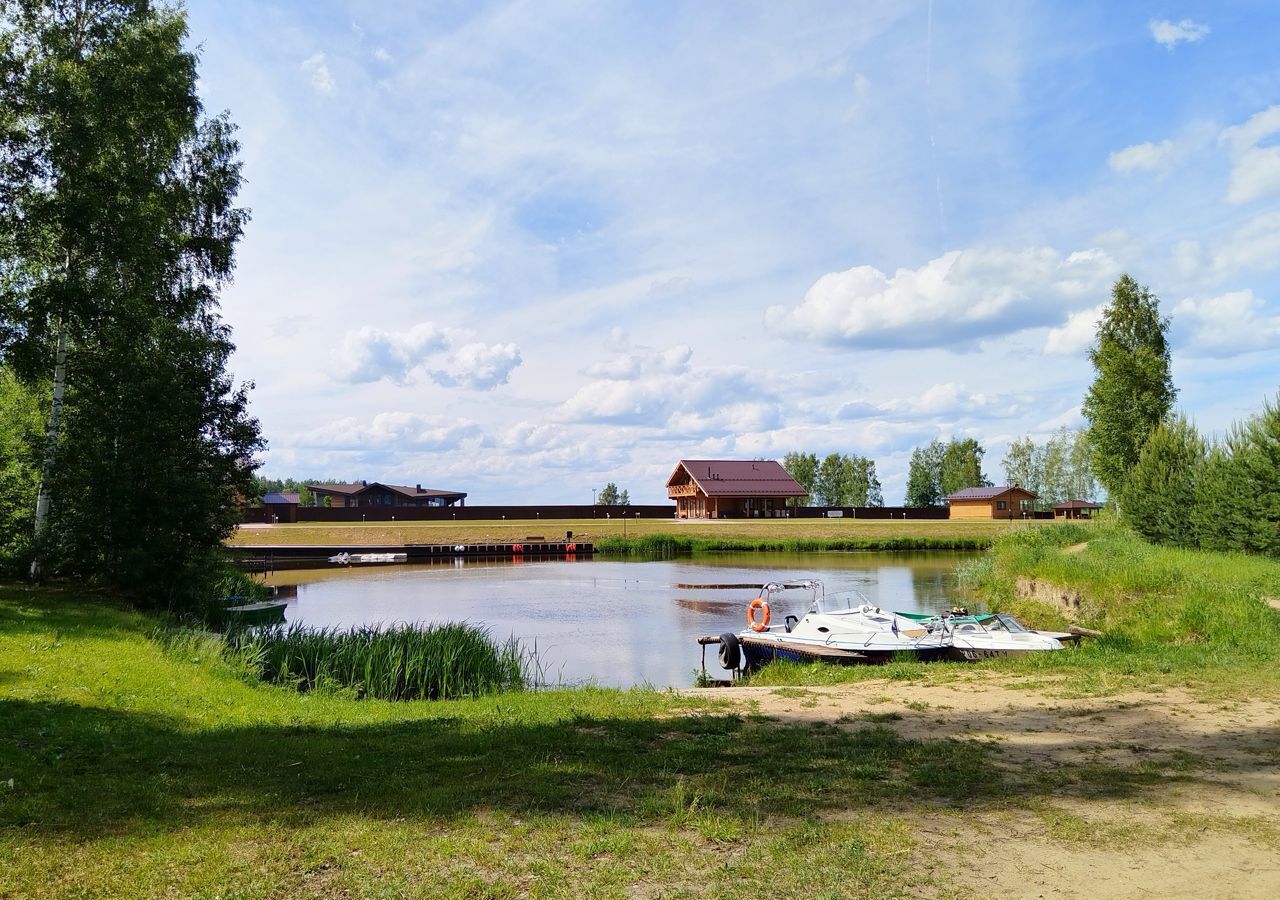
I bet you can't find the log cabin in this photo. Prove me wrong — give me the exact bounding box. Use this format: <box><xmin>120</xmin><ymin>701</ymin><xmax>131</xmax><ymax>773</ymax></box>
<box><xmin>666</xmin><ymin>459</ymin><xmax>807</xmax><ymax>519</ymax></box>
<box><xmin>946</xmin><ymin>485</ymin><xmax>1038</xmax><ymax>520</ymax></box>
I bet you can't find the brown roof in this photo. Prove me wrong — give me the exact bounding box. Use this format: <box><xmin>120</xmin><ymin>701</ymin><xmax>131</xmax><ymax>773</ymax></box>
<box><xmin>308</xmin><ymin>482</ymin><xmax>466</xmax><ymax>499</ymax></box>
<box><xmin>667</xmin><ymin>459</ymin><xmax>808</xmax><ymax>498</ymax></box>
<box><xmin>946</xmin><ymin>485</ymin><xmax>1038</xmax><ymax>502</ymax></box>
<box><xmin>1054</xmin><ymin>499</ymin><xmax>1102</xmax><ymax>510</ymax></box>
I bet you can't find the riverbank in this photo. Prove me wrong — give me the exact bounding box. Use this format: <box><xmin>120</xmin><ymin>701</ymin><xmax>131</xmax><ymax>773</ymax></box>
<box><xmin>4</xmin><ymin>578</ymin><xmax>1279</xmax><ymax>897</ymax></box>
<box><xmin>228</xmin><ymin>516</ymin><xmax>1042</xmax><ymax>551</ymax></box>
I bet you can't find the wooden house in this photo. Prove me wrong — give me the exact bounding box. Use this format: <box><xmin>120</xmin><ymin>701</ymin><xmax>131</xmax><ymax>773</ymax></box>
<box><xmin>946</xmin><ymin>485</ymin><xmax>1038</xmax><ymax>520</ymax></box>
<box><xmin>1054</xmin><ymin>499</ymin><xmax>1102</xmax><ymax>520</ymax></box>
<box><xmin>307</xmin><ymin>482</ymin><xmax>467</xmax><ymax>509</ymax></box>
<box><xmin>262</xmin><ymin>492</ymin><xmax>299</xmax><ymax>524</ymax></box>
<box><xmin>666</xmin><ymin>459</ymin><xmax>807</xmax><ymax>519</ymax></box>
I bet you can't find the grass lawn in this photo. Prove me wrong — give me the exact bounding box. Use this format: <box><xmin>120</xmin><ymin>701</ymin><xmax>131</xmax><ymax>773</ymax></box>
<box><xmin>227</xmin><ymin>516</ymin><xmax>1044</xmax><ymax>550</ymax></box>
<box><xmin>5</xmin><ymin>548</ymin><xmax>1280</xmax><ymax>897</ymax></box>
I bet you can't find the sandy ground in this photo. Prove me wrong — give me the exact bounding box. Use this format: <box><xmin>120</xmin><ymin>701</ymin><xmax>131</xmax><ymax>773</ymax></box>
<box><xmin>691</xmin><ymin>678</ymin><xmax>1280</xmax><ymax>899</ymax></box>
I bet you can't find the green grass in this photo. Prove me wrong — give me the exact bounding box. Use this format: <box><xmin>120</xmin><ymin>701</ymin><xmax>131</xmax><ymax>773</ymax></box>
<box><xmin>594</xmin><ymin>531</ymin><xmax>993</xmax><ymax>555</ymax></box>
<box><xmin>2</xmin><ymin>580</ymin><xmax>1275</xmax><ymax>896</ymax></box>
<box><xmin>749</xmin><ymin>523</ymin><xmax>1280</xmax><ymax>696</ymax></box>
<box><xmin>223</xmin><ymin>621</ymin><xmax>530</xmax><ymax>701</ymax></box>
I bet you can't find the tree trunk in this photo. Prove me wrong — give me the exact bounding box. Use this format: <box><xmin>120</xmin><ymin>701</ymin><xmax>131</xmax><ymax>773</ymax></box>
<box><xmin>30</xmin><ymin>324</ymin><xmax>68</xmax><ymax>581</ymax></box>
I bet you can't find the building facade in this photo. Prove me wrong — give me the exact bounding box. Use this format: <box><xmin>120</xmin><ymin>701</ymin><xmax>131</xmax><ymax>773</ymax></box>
<box><xmin>1054</xmin><ymin>499</ymin><xmax>1103</xmax><ymax>519</ymax></box>
<box><xmin>946</xmin><ymin>486</ymin><xmax>1038</xmax><ymax>519</ymax></box>
<box><xmin>666</xmin><ymin>459</ymin><xmax>807</xmax><ymax>519</ymax></box>
<box><xmin>307</xmin><ymin>482</ymin><xmax>467</xmax><ymax>509</ymax></box>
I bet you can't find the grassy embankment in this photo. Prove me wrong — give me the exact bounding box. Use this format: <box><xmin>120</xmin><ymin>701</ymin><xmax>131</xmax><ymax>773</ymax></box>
<box><xmin>0</xmin><ymin>583</ymin><xmax>999</xmax><ymax>897</ymax></box>
<box><xmin>750</xmin><ymin>523</ymin><xmax>1280</xmax><ymax>697</ymax></box>
<box><xmin>227</xmin><ymin>516</ymin><xmax>1033</xmax><ymax>552</ymax></box>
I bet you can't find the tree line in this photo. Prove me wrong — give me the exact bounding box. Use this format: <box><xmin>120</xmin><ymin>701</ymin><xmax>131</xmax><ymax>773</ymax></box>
<box><xmin>1000</xmin><ymin>428</ymin><xmax>1098</xmax><ymax>510</ymax></box>
<box><xmin>1079</xmin><ymin>274</ymin><xmax>1278</xmax><ymax>555</ymax></box>
<box><xmin>0</xmin><ymin>3</ymin><xmax>261</xmax><ymax>603</ymax></box>
<box><xmin>782</xmin><ymin>452</ymin><xmax>883</xmax><ymax>507</ymax></box>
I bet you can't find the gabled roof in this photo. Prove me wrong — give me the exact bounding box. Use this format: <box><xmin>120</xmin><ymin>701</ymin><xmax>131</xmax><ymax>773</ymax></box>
<box><xmin>262</xmin><ymin>492</ymin><xmax>300</xmax><ymax>505</ymax></box>
<box><xmin>308</xmin><ymin>482</ymin><xmax>467</xmax><ymax>499</ymax></box>
<box><xmin>667</xmin><ymin>459</ymin><xmax>808</xmax><ymax>498</ymax></box>
<box><xmin>946</xmin><ymin>485</ymin><xmax>1038</xmax><ymax>502</ymax></box>
<box><xmin>1054</xmin><ymin>499</ymin><xmax>1102</xmax><ymax>510</ymax></box>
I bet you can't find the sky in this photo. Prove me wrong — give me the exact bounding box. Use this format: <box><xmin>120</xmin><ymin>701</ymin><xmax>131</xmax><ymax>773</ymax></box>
<box><xmin>186</xmin><ymin>1</ymin><xmax>1280</xmax><ymax>504</ymax></box>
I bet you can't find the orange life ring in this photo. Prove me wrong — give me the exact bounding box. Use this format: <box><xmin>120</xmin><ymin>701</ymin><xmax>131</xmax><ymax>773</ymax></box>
<box><xmin>747</xmin><ymin>597</ymin><xmax>771</xmax><ymax>632</ymax></box>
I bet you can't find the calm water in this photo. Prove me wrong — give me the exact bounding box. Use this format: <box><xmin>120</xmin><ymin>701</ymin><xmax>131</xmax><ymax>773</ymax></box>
<box><xmin>265</xmin><ymin>552</ymin><xmax>976</xmax><ymax>688</ymax></box>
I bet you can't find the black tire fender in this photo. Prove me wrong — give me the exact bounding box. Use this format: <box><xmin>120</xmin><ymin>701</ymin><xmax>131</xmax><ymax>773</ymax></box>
<box><xmin>718</xmin><ymin>632</ymin><xmax>741</xmax><ymax>670</ymax></box>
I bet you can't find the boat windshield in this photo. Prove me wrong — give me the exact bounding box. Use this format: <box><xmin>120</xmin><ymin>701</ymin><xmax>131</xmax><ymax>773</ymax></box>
<box><xmin>812</xmin><ymin>590</ymin><xmax>872</xmax><ymax>614</ymax></box>
<box><xmin>994</xmin><ymin>613</ymin><xmax>1030</xmax><ymax>633</ymax></box>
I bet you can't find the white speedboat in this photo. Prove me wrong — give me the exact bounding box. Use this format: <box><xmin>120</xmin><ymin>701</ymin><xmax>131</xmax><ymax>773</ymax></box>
<box><xmin>896</xmin><ymin>611</ymin><xmax>1065</xmax><ymax>660</ymax></box>
<box><xmin>722</xmin><ymin>582</ymin><xmax>949</xmax><ymax>669</ymax></box>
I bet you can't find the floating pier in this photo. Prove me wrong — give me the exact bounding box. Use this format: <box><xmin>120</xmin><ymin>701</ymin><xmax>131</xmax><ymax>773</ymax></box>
<box><xmin>233</xmin><ymin>541</ymin><xmax>593</xmax><ymax>572</ymax></box>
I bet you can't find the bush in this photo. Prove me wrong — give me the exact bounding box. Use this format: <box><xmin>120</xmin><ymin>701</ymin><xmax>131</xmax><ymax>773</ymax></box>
<box><xmin>1120</xmin><ymin>416</ymin><xmax>1204</xmax><ymax>547</ymax></box>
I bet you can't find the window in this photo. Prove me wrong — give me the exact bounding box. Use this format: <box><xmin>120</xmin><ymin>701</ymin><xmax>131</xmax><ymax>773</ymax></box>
<box><xmin>996</xmin><ymin>501</ymin><xmax>1007</xmax><ymax>510</ymax></box>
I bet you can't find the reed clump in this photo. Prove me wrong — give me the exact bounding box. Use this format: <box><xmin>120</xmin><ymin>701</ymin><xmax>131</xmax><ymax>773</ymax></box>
<box><xmin>228</xmin><ymin>621</ymin><xmax>529</xmax><ymax>701</ymax></box>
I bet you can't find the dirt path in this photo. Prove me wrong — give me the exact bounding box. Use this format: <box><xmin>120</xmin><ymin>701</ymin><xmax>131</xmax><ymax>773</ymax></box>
<box><xmin>690</xmin><ymin>678</ymin><xmax>1280</xmax><ymax>899</ymax></box>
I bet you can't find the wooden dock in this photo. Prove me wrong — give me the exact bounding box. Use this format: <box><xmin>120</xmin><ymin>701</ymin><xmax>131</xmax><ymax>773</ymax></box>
<box><xmin>232</xmin><ymin>541</ymin><xmax>593</xmax><ymax>572</ymax></box>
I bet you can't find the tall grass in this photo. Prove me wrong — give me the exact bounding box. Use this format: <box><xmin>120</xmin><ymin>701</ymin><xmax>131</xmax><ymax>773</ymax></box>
<box><xmin>596</xmin><ymin>533</ymin><xmax>992</xmax><ymax>557</ymax></box>
<box><xmin>228</xmin><ymin>621</ymin><xmax>529</xmax><ymax>701</ymax></box>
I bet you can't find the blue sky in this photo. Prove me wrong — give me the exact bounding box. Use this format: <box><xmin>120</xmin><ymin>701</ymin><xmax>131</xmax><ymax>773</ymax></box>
<box><xmin>187</xmin><ymin>1</ymin><xmax>1280</xmax><ymax>503</ymax></box>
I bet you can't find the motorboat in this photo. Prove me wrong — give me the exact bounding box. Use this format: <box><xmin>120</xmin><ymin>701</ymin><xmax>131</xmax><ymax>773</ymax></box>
<box><xmin>896</xmin><ymin>611</ymin><xmax>1065</xmax><ymax>660</ymax></box>
<box><xmin>722</xmin><ymin>582</ymin><xmax>950</xmax><ymax>669</ymax></box>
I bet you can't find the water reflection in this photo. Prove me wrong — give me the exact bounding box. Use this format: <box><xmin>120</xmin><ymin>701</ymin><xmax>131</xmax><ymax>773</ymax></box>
<box><xmin>264</xmin><ymin>552</ymin><xmax>975</xmax><ymax>688</ymax></box>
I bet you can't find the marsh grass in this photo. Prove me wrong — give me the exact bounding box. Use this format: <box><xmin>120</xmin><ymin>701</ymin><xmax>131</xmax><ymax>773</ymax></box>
<box><xmin>227</xmin><ymin>621</ymin><xmax>529</xmax><ymax>701</ymax></box>
<box><xmin>595</xmin><ymin>532</ymin><xmax>992</xmax><ymax>556</ymax></box>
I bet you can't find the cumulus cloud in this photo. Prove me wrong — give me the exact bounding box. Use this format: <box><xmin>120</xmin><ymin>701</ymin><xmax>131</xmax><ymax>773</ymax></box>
<box><xmin>836</xmin><ymin>383</ymin><xmax>1032</xmax><ymax>421</ymax></box>
<box><xmin>336</xmin><ymin>322</ymin><xmax>522</xmax><ymax>390</ymax></box>
<box><xmin>426</xmin><ymin>341</ymin><xmax>523</xmax><ymax>390</ymax></box>
<box><xmin>1044</xmin><ymin>304</ymin><xmax>1104</xmax><ymax>356</ymax></box>
<box><xmin>1219</xmin><ymin>105</ymin><xmax>1280</xmax><ymax>205</ymax></box>
<box><xmin>584</xmin><ymin>344</ymin><xmax>692</xmax><ymax>380</ymax></box>
<box><xmin>301</xmin><ymin>53</ymin><xmax>336</xmax><ymax>94</ymax></box>
<box><xmin>1108</xmin><ymin>140</ymin><xmax>1175</xmax><ymax>174</ymax></box>
<box><xmin>765</xmin><ymin>246</ymin><xmax>1116</xmax><ymax>349</ymax></box>
<box><xmin>372</xmin><ymin>47</ymin><xmax>393</xmax><ymax>63</ymax></box>
<box><xmin>301</xmin><ymin>412</ymin><xmax>484</xmax><ymax>451</ymax></box>
<box><xmin>1148</xmin><ymin>19</ymin><xmax>1209</xmax><ymax>49</ymax></box>
<box><xmin>1173</xmin><ymin>290</ymin><xmax>1280</xmax><ymax>357</ymax></box>
<box><xmin>1211</xmin><ymin>211</ymin><xmax>1280</xmax><ymax>275</ymax></box>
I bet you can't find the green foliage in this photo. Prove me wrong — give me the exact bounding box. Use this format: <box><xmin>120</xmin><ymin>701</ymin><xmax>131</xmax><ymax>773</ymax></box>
<box><xmin>227</xmin><ymin>622</ymin><xmax>529</xmax><ymax>701</ymax></box>
<box><xmin>596</xmin><ymin>533</ymin><xmax>992</xmax><ymax>555</ymax></box>
<box><xmin>904</xmin><ymin>440</ymin><xmax>945</xmax><ymax>506</ymax></box>
<box><xmin>1120</xmin><ymin>416</ymin><xmax>1205</xmax><ymax>547</ymax></box>
<box><xmin>597</xmin><ymin>482</ymin><xmax>629</xmax><ymax>505</ymax></box>
<box><xmin>939</xmin><ymin>438</ymin><xmax>987</xmax><ymax>497</ymax></box>
<box><xmin>813</xmin><ymin>452</ymin><xmax>883</xmax><ymax>506</ymax></box>
<box><xmin>781</xmin><ymin>451</ymin><xmax>819</xmax><ymax>506</ymax></box>
<box><xmin>1002</xmin><ymin>428</ymin><xmax>1099</xmax><ymax>510</ymax></box>
<box><xmin>0</xmin><ymin>368</ymin><xmax>42</xmax><ymax>572</ymax></box>
<box><xmin>1083</xmin><ymin>276</ymin><xmax>1177</xmax><ymax>497</ymax></box>
<box><xmin>0</xmin><ymin>3</ymin><xmax>263</xmax><ymax>601</ymax></box>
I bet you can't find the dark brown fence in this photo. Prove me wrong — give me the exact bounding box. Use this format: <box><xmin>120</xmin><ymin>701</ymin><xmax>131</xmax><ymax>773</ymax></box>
<box><xmin>241</xmin><ymin>503</ymin><xmax>961</xmax><ymax>524</ymax></box>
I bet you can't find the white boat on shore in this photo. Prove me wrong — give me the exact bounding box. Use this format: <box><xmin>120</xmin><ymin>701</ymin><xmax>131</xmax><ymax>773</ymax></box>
<box><xmin>327</xmin><ymin>552</ymin><xmax>408</xmax><ymax>565</ymax></box>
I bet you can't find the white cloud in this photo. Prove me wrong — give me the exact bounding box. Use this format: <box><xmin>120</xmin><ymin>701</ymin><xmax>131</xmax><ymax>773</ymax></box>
<box><xmin>336</xmin><ymin>322</ymin><xmax>522</xmax><ymax>389</ymax></box>
<box><xmin>373</xmin><ymin>47</ymin><xmax>393</xmax><ymax>63</ymax></box>
<box><xmin>301</xmin><ymin>412</ymin><xmax>484</xmax><ymax>451</ymax></box>
<box><xmin>426</xmin><ymin>341</ymin><xmax>523</xmax><ymax>390</ymax></box>
<box><xmin>1211</xmin><ymin>211</ymin><xmax>1280</xmax><ymax>275</ymax></box>
<box><xmin>300</xmin><ymin>52</ymin><xmax>336</xmax><ymax>94</ymax></box>
<box><xmin>1044</xmin><ymin>304</ymin><xmax>1104</xmax><ymax>356</ymax></box>
<box><xmin>1173</xmin><ymin>290</ymin><xmax>1280</xmax><ymax>357</ymax></box>
<box><xmin>583</xmin><ymin>344</ymin><xmax>692</xmax><ymax>380</ymax></box>
<box><xmin>1148</xmin><ymin>19</ymin><xmax>1209</xmax><ymax>49</ymax></box>
<box><xmin>1219</xmin><ymin>105</ymin><xmax>1280</xmax><ymax>205</ymax></box>
<box><xmin>765</xmin><ymin>246</ymin><xmax>1116</xmax><ymax>349</ymax></box>
<box><xmin>1108</xmin><ymin>140</ymin><xmax>1174</xmax><ymax>174</ymax></box>
<box><xmin>837</xmin><ymin>383</ymin><xmax>1032</xmax><ymax>421</ymax></box>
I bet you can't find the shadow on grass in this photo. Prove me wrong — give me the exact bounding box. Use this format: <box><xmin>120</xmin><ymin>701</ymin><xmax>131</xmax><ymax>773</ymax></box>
<box><xmin>4</xmin><ymin>695</ymin><xmax>1259</xmax><ymax>841</ymax></box>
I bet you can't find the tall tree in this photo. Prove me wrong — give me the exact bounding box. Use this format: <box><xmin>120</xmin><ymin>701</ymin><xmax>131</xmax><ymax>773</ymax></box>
<box><xmin>939</xmin><ymin>438</ymin><xmax>987</xmax><ymax>497</ymax></box>
<box><xmin>0</xmin><ymin>367</ymin><xmax>43</xmax><ymax>570</ymax></box>
<box><xmin>1082</xmin><ymin>275</ymin><xmax>1177</xmax><ymax>499</ymax></box>
<box><xmin>904</xmin><ymin>440</ymin><xmax>945</xmax><ymax>506</ymax></box>
<box><xmin>0</xmin><ymin>2</ymin><xmax>261</xmax><ymax>595</ymax></box>
<box><xmin>597</xmin><ymin>482</ymin><xmax>626</xmax><ymax>505</ymax></box>
<box><xmin>1002</xmin><ymin>436</ymin><xmax>1039</xmax><ymax>498</ymax></box>
<box><xmin>781</xmin><ymin>451</ymin><xmax>818</xmax><ymax>507</ymax></box>
<box><xmin>1119</xmin><ymin>415</ymin><xmax>1204</xmax><ymax>548</ymax></box>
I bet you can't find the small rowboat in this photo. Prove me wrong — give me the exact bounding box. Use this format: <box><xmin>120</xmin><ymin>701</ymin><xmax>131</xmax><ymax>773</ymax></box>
<box><xmin>225</xmin><ymin>600</ymin><xmax>287</xmax><ymax>627</ymax></box>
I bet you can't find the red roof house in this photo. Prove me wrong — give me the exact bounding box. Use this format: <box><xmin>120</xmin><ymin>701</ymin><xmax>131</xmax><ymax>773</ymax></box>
<box><xmin>666</xmin><ymin>459</ymin><xmax>807</xmax><ymax>519</ymax></box>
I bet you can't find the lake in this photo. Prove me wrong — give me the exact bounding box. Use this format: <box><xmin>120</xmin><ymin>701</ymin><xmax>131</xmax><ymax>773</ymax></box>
<box><xmin>264</xmin><ymin>551</ymin><xmax>976</xmax><ymax>688</ymax></box>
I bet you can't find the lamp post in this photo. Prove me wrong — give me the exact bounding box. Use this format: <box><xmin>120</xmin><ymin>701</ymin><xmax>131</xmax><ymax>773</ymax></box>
<box><xmin>592</xmin><ymin>487</ymin><xmax>596</xmax><ymax>517</ymax></box>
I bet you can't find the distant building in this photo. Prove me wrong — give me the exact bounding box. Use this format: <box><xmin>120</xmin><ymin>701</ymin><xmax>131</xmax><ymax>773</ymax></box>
<box><xmin>307</xmin><ymin>482</ymin><xmax>467</xmax><ymax>509</ymax></box>
<box><xmin>666</xmin><ymin>459</ymin><xmax>807</xmax><ymax>519</ymax></box>
<box><xmin>261</xmin><ymin>492</ymin><xmax>300</xmax><ymax>523</ymax></box>
<box><xmin>946</xmin><ymin>486</ymin><xmax>1038</xmax><ymax>520</ymax></box>
<box><xmin>1054</xmin><ymin>499</ymin><xmax>1102</xmax><ymax>520</ymax></box>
